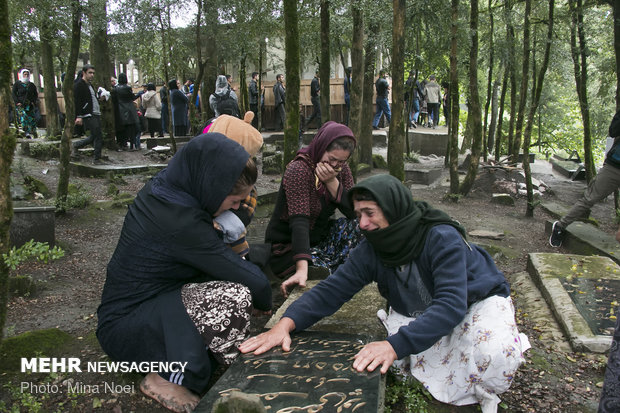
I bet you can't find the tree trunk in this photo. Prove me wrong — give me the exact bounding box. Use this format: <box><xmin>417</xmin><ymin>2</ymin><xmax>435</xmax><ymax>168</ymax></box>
<box><xmin>283</xmin><ymin>0</ymin><xmax>301</xmax><ymax>165</ymax></box>
<box><xmin>40</xmin><ymin>21</ymin><xmax>61</xmax><ymax>139</ymax></box>
<box><xmin>239</xmin><ymin>55</ymin><xmax>248</xmax><ymax>116</ymax></box>
<box><xmin>570</xmin><ymin>0</ymin><xmax>595</xmax><ymax>182</ymax></box>
<box><xmin>495</xmin><ymin>69</ymin><xmax>508</xmax><ymax>161</ymax></box>
<box><xmin>482</xmin><ymin>0</ymin><xmax>494</xmax><ymax>162</ymax></box>
<box><xmin>614</xmin><ymin>0</ymin><xmax>620</xmax><ymax>111</ymax></box>
<box><xmin>511</xmin><ymin>0</ymin><xmax>531</xmax><ymax>161</ymax></box>
<box><xmin>56</xmin><ymin>0</ymin><xmax>81</xmax><ymax>211</ymax></box>
<box><xmin>459</xmin><ymin>0</ymin><xmax>482</xmax><ymax>196</ymax></box>
<box><xmin>189</xmin><ymin>5</ymin><xmax>203</xmax><ymax>136</ymax></box>
<box><xmin>388</xmin><ymin>0</ymin><xmax>405</xmax><ymax>181</ymax></box>
<box><xmin>348</xmin><ymin>3</ymin><xmax>364</xmax><ymax>181</ymax></box>
<box><xmin>0</xmin><ymin>0</ymin><xmax>15</xmax><ymax>343</ymax></box>
<box><xmin>505</xmin><ymin>1</ymin><xmax>516</xmax><ymax>161</ymax></box>
<box><xmin>448</xmin><ymin>0</ymin><xmax>460</xmax><ymax>195</ymax></box>
<box><xmin>203</xmin><ymin>0</ymin><xmax>218</xmax><ymax>121</ymax></box>
<box><xmin>487</xmin><ymin>78</ymin><xmax>500</xmax><ymax>154</ymax></box>
<box><xmin>258</xmin><ymin>39</ymin><xmax>265</xmax><ymax>131</ymax></box>
<box><xmin>319</xmin><ymin>0</ymin><xmax>331</xmax><ymax>123</ymax></box>
<box><xmin>89</xmin><ymin>0</ymin><xmax>114</xmax><ymax>149</ymax></box>
<box><xmin>359</xmin><ymin>24</ymin><xmax>377</xmax><ymax>169</ymax></box>
<box><xmin>158</xmin><ymin>0</ymin><xmax>176</xmax><ymax>152</ymax></box>
<box><xmin>523</xmin><ymin>0</ymin><xmax>554</xmax><ymax>217</ymax></box>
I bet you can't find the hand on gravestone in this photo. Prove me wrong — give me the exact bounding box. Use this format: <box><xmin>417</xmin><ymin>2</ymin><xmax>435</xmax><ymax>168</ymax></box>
<box><xmin>239</xmin><ymin>317</ymin><xmax>295</xmax><ymax>355</ymax></box>
<box><xmin>352</xmin><ymin>340</ymin><xmax>397</xmax><ymax>374</ymax></box>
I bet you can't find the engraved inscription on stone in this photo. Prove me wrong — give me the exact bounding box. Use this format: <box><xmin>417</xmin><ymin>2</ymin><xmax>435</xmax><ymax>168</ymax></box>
<box><xmin>560</xmin><ymin>277</ymin><xmax>620</xmax><ymax>335</ymax></box>
<box><xmin>195</xmin><ymin>331</ymin><xmax>382</xmax><ymax>412</ymax></box>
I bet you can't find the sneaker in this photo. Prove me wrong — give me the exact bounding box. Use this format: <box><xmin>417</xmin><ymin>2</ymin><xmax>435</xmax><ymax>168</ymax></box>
<box><xmin>372</xmin><ymin>125</ymin><xmax>379</xmax><ymax>130</ymax></box>
<box><xmin>549</xmin><ymin>221</ymin><xmax>565</xmax><ymax>247</ymax></box>
<box><xmin>71</xmin><ymin>145</ymin><xmax>80</xmax><ymax>157</ymax></box>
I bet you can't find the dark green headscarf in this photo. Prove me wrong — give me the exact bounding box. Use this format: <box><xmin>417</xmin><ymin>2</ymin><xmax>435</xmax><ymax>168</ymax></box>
<box><xmin>349</xmin><ymin>174</ymin><xmax>467</xmax><ymax>267</ymax></box>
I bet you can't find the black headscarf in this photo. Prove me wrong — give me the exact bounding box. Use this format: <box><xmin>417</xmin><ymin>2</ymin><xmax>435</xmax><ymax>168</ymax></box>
<box><xmin>150</xmin><ymin>133</ymin><xmax>250</xmax><ymax>216</ymax></box>
<box><xmin>349</xmin><ymin>174</ymin><xmax>467</xmax><ymax>267</ymax></box>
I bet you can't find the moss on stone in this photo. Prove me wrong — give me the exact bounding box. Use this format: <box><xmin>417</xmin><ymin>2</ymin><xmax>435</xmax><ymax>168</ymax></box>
<box><xmin>8</xmin><ymin>275</ymin><xmax>37</xmax><ymax>297</ymax></box>
<box><xmin>372</xmin><ymin>154</ymin><xmax>387</xmax><ymax>169</ymax></box>
<box><xmin>0</xmin><ymin>328</ymin><xmax>74</xmax><ymax>372</ymax></box>
<box><xmin>23</xmin><ymin>176</ymin><xmax>51</xmax><ymax>198</ymax></box>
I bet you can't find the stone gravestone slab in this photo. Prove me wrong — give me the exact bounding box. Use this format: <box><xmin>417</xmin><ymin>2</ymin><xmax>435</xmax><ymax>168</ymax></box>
<box><xmin>195</xmin><ymin>331</ymin><xmax>382</xmax><ymax>413</ymax></box>
<box><xmin>527</xmin><ymin>253</ymin><xmax>617</xmax><ymax>353</ymax></box>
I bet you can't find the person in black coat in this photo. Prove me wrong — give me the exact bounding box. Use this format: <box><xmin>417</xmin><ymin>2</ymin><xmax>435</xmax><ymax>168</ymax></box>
<box><xmin>111</xmin><ymin>73</ymin><xmax>141</xmax><ymax>150</ymax></box>
<box><xmin>96</xmin><ymin>134</ymin><xmax>271</xmax><ymax>412</ymax></box>
<box><xmin>169</xmin><ymin>79</ymin><xmax>189</xmax><ymax>136</ymax></box>
<box><xmin>12</xmin><ymin>68</ymin><xmax>39</xmax><ymax>138</ymax></box>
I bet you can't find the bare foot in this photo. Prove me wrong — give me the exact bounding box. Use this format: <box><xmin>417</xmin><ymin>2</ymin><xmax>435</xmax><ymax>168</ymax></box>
<box><xmin>140</xmin><ymin>372</ymin><xmax>200</xmax><ymax>413</ymax></box>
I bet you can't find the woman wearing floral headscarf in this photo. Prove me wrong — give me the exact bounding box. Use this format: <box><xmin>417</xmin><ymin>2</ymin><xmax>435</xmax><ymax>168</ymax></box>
<box><xmin>265</xmin><ymin>121</ymin><xmax>361</xmax><ymax>296</ymax></box>
<box><xmin>12</xmin><ymin>69</ymin><xmax>39</xmax><ymax>138</ymax></box>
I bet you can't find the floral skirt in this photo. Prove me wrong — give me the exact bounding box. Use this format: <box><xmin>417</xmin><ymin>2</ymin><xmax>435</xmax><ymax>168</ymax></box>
<box><xmin>599</xmin><ymin>307</ymin><xmax>620</xmax><ymax>412</ymax></box>
<box><xmin>379</xmin><ymin>296</ymin><xmax>530</xmax><ymax>413</ymax></box>
<box><xmin>311</xmin><ymin>217</ymin><xmax>361</xmax><ymax>274</ymax></box>
<box><xmin>181</xmin><ymin>281</ymin><xmax>252</xmax><ymax>365</ymax></box>
<box><xmin>16</xmin><ymin>106</ymin><xmax>37</xmax><ymax>136</ymax></box>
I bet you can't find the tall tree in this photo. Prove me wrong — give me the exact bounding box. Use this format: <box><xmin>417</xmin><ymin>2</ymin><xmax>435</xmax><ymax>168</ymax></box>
<box><xmin>56</xmin><ymin>0</ymin><xmax>81</xmax><ymax>211</ymax></box>
<box><xmin>569</xmin><ymin>0</ymin><xmax>595</xmax><ymax>182</ymax></box>
<box><xmin>459</xmin><ymin>0</ymin><xmax>483</xmax><ymax>195</ymax></box>
<box><xmin>348</xmin><ymin>2</ymin><xmax>364</xmax><ymax>180</ymax></box>
<box><xmin>523</xmin><ymin>0</ymin><xmax>554</xmax><ymax>217</ymax></box>
<box><xmin>388</xmin><ymin>0</ymin><xmax>405</xmax><ymax>181</ymax></box>
<box><xmin>448</xmin><ymin>0</ymin><xmax>460</xmax><ymax>194</ymax></box>
<box><xmin>0</xmin><ymin>0</ymin><xmax>15</xmax><ymax>343</ymax></box>
<box><xmin>482</xmin><ymin>0</ymin><xmax>494</xmax><ymax>161</ymax></box>
<box><xmin>40</xmin><ymin>19</ymin><xmax>61</xmax><ymax>139</ymax></box>
<box><xmin>89</xmin><ymin>0</ymin><xmax>114</xmax><ymax>149</ymax></box>
<box><xmin>505</xmin><ymin>1</ymin><xmax>517</xmax><ymax>160</ymax></box>
<box><xmin>511</xmin><ymin>0</ymin><xmax>531</xmax><ymax>161</ymax></box>
<box><xmin>359</xmin><ymin>21</ymin><xmax>377</xmax><ymax>170</ymax></box>
<box><xmin>495</xmin><ymin>69</ymin><xmax>508</xmax><ymax>161</ymax></box>
<box><xmin>610</xmin><ymin>0</ymin><xmax>620</xmax><ymax>111</ymax></box>
<box><xmin>283</xmin><ymin>0</ymin><xmax>301</xmax><ymax>165</ymax></box>
<box><xmin>319</xmin><ymin>0</ymin><xmax>330</xmax><ymax>123</ymax></box>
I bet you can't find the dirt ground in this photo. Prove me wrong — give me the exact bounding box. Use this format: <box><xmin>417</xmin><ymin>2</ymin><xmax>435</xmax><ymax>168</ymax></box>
<box><xmin>0</xmin><ymin>141</ymin><xmax>615</xmax><ymax>412</ymax></box>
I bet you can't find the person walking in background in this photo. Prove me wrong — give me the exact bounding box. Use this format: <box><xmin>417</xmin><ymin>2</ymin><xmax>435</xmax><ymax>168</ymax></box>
<box><xmin>249</xmin><ymin>72</ymin><xmax>259</xmax><ymax>128</ymax></box>
<box><xmin>112</xmin><ymin>73</ymin><xmax>141</xmax><ymax>151</ymax></box>
<box><xmin>209</xmin><ymin>75</ymin><xmax>240</xmax><ymax>118</ymax></box>
<box><xmin>344</xmin><ymin>67</ymin><xmax>351</xmax><ymax>126</ymax></box>
<box><xmin>273</xmin><ymin>74</ymin><xmax>286</xmax><ymax>131</ymax></box>
<box><xmin>424</xmin><ymin>75</ymin><xmax>441</xmax><ymax>128</ymax></box>
<box><xmin>442</xmin><ymin>82</ymin><xmax>450</xmax><ymax>127</ymax></box>
<box><xmin>160</xmin><ymin>83</ymin><xmax>169</xmax><ymax>135</ymax></box>
<box><xmin>142</xmin><ymin>83</ymin><xmax>163</xmax><ymax>138</ymax></box>
<box><xmin>12</xmin><ymin>68</ymin><xmax>40</xmax><ymax>139</ymax></box>
<box><xmin>405</xmin><ymin>71</ymin><xmax>424</xmax><ymax>129</ymax></box>
<box><xmin>550</xmin><ymin>109</ymin><xmax>620</xmax><ymax>247</ymax></box>
<box><xmin>169</xmin><ymin>79</ymin><xmax>189</xmax><ymax>136</ymax></box>
<box><xmin>73</xmin><ymin>64</ymin><xmax>105</xmax><ymax>164</ymax></box>
<box><xmin>305</xmin><ymin>70</ymin><xmax>321</xmax><ymax>130</ymax></box>
<box><xmin>372</xmin><ymin>69</ymin><xmax>391</xmax><ymax>130</ymax></box>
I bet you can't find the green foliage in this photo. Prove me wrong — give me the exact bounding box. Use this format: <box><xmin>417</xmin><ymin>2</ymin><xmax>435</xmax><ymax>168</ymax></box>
<box><xmin>385</xmin><ymin>373</ymin><xmax>431</xmax><ymax>413</ymax></box>
<box><xmin>2</xmin><ymin>240</ymin><xmax>64</xmax><ymax>271</ymax></box>
<box><xmin>1</xmin><ymin>382</ymin><xmax>44</xmax><ymax>412</ymax></box>
<box><xmin>404</xmin><ymin>152</ymin><xmax>420</xmax><ymax>163</ymax></box>
<box><xmin>55</xmin><ymin>183</ymin><xmax>91</xmax><ymax>211</ymax></box>
<box><xmin>27</xmin><ymin>143</ymin><xmax>59</xmax><ymax>160</ymax></box>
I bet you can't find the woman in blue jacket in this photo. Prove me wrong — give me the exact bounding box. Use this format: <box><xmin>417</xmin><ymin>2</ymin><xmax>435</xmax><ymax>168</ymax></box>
<box><xmin>241</xmin><ymin>174</ymin><xmax>529</xmax><ymax>413</ymax></box>
<box><xmin>97</xmin><ymin>134</ymin><xmax>271</xmax><ymax>413</ymax></box>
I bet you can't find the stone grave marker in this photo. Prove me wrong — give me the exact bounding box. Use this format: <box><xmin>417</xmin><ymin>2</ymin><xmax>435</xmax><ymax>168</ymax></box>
<box><xmin>194</xmin><ymin>331</ymin><xmax>382</xmax><ymax>412</ymax></box>
<box><xmin>527</xmin><ymin>253</ymin><xmax>617</xmax><ymax>353</ymax></box>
